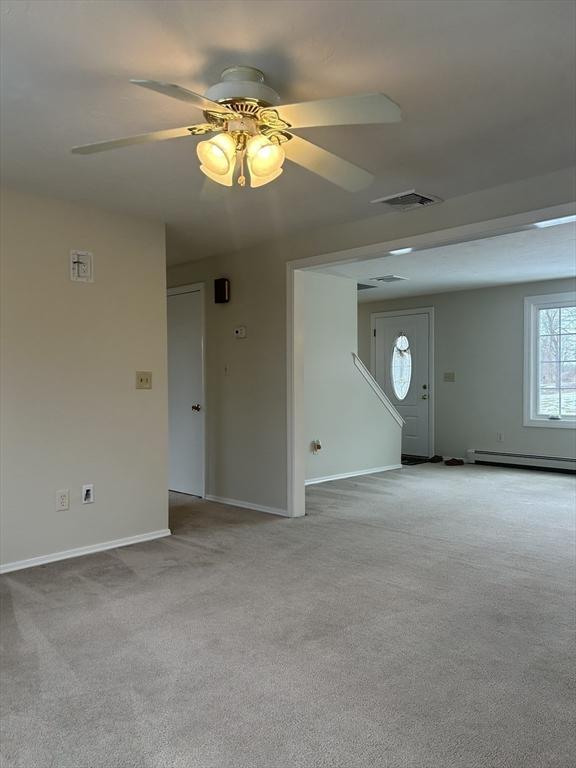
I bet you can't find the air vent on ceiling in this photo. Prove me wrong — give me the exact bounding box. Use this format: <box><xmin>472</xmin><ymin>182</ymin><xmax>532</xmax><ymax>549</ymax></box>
<box><xmin>372</xmin><ymin>275</ymin><xmax>409</xmax><ymax>283</ymax></box>
<box><xmin>370</xmin><ymin>189</ymin><xmax>443</xmax><ymax>212</ymax></box>
<box><xmin>357</xmin><ymin>283</ymin><xmax>376</xmax><ymax>291</ymax></box>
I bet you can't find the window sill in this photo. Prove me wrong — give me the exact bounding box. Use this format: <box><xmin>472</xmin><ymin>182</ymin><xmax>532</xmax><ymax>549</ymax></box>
<box><xmin>524</xmin><ymin>417</ymin><xmax>576</xmax><ymax>429</ymax></box>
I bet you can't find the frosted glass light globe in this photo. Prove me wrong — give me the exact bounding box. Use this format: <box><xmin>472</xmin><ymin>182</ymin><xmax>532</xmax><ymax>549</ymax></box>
<box><xmin>196</xmin><ymin>133</ymin><xmax>237</xmax><ymax>175</ymax></box>
<box><xmin>246</xmin><ymin>135</ymin><xmax>285</xmax><ymax>177</ymax></box>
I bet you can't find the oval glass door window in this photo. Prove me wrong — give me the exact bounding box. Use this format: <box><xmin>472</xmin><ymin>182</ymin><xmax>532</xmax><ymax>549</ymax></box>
<box><xmin>391</xmin><ymin>334</ymin><xmax>412</xmax><ymax>400</ymax></box>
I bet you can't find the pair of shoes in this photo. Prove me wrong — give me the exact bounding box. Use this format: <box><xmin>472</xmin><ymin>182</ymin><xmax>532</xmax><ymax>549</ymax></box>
<box><xmin>444</xmin><ymin>458</ymin><xmax>464</xmax><ymax>466</ymax></box>
<box><xmin>428</xmin><ymin>455</ymin><xmax>443</xmax><ymax>463</ymax></box>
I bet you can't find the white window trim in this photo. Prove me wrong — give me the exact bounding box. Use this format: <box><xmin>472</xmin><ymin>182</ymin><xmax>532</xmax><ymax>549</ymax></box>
<box><xmin>523</xmin><ymin>291</ymin><xmax>576</xmax><ymax>429</ymax></box>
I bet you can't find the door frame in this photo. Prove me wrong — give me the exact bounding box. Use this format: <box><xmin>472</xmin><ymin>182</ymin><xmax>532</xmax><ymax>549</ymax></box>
<box><xmin>370</xmin><ymin>307</ymin><xmax>435</xmax><ymax>457</ymax></box>
<box><xmin>167</xmin><ymin>282</ymin><xmax>206</xmax><ymax>498</ymax></box>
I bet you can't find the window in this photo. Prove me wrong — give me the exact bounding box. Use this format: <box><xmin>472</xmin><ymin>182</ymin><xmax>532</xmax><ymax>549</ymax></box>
<box><xmin>391</xmin><ymin>334</ymin><xmax>412</xmax><ymax>400</ymax></box>
<box><xmin>524</xmin><ymin>292</ymin><xmax>576</xmax><ymax>428</ymax></box>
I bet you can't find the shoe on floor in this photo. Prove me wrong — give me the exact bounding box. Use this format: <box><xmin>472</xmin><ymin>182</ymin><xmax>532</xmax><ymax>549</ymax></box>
<box><xmin>428</xmin><ymin>455</ymin><xmax>443</xmax><ymax>463</ymax></box>
<box><xmin>445</xmin><ymin>458</ymin><xmax>464</xmax><ymax>466</ymax></box>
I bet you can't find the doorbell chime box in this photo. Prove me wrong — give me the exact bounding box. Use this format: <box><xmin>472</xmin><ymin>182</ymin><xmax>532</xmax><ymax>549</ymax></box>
<box><xmin>214</xmin><ymin>278</ymin><xmax>230</xmax><ymax>303</ymax></box>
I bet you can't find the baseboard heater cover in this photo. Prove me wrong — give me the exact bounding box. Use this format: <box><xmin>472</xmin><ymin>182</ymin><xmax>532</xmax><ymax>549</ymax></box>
<box><xmin>467</xmin><ymin>449</ymin><xmax>575</xmax><ymax>472</ymax></box>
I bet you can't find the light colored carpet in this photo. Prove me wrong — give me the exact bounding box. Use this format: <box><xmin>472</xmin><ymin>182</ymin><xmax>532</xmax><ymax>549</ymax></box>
<box><xmin>1</xmin><ymin>464</ymin><xmax>575</xmax><ymax>768</ymax></box>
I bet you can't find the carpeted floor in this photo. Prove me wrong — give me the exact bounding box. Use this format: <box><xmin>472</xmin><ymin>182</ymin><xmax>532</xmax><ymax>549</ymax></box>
<box><xmin>1</xmin><ymin>464</ymin><xmax>575</xmax><ymax>767</ymax></box>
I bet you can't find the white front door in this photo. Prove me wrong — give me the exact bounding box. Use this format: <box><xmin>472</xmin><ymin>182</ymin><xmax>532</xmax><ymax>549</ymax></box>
<box><xmin>167</xmin><ymin>288</ymin><xmax>204</xmax><ymax>495</ymax></box>
<box><xmin>374</xmin><ymin>312</ymin><xmax>431</xmax><ymax>456</ymax></box>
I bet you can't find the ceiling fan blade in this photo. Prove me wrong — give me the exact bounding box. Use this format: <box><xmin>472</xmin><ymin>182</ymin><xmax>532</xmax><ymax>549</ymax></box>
<box><xmin>130</xmin><ymin>79</ymin><xmax>235</xmax><ymax>116</ymax></box>
<box><xmin>278</xmin><ymin>93</ymin><xmax>401</xmax><ymax>129</ymax></box>
<box><xmin>283</xmin><ymin>135</ymin><xmax>373</xmax><ymax>192</ymax></box>
<box><xmin>71</xmin><ymin>125</ymin><xmax>201</xmax><ymax>154</ymax></box>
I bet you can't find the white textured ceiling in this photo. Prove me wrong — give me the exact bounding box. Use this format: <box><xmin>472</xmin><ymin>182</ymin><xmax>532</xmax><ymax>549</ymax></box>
<box><xmin>1</xmin><ymin>0</ymin><xmax>575</xmax><ymax>265</ymax></box>
<box><xmin>311</xmin><ymin>222</ymin><xmax>576</xmax><ymax>301</ymax></box>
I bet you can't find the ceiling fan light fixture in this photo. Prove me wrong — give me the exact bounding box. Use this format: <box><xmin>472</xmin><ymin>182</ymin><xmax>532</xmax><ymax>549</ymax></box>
<box><xmin>196</xmin><ymin>133</ymin><xmax>237</xmax><ymax>175</ymax></box>
<box><xmin>250</xmin><ymin>167</ymin><xmax>283</xmax><ymax>188</ymax></box>
<box><xmin>199</xmin><ymin>163</ymin><xmax>234</xmax><ymax>187</ymax></box>
<box><xmin>246</xmin><ymin>135</ymin><xmax>285</xmax><ymax>177</ymax></box>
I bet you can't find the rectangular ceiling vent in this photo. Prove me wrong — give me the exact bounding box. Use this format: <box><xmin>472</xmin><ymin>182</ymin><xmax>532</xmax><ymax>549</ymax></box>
<box><xmin>372</xmin><ymin>275</ymin><xmax>409</xmax><ymax>283</ymax></box>
<box><xmin>357</xmin><ymin>283</ymin><xmax>376</xmax><ymax>291</ymax></box>
<box><xmin>370</xmin><ymin>189</ymin><xmax>443</xmax><ymax>212</ymax></box>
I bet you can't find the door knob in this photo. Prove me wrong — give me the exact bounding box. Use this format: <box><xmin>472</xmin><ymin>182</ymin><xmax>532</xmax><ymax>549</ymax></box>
<box><xmin>191</xmin><ymin>404</ymin><xmax>202</xmax><ymax>412</ymax></box>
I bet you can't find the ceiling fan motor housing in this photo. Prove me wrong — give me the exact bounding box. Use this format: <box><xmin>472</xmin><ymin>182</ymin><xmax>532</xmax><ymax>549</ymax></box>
<box><xmin>205</xmin><ymin>66</ymin><xmax>281</xmax><ymax>107</ymax></box>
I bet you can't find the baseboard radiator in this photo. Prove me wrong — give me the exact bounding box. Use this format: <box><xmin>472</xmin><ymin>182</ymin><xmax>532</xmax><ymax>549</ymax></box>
<box><xmin>467</xmin><ymin>449</ymin><xmax>575</xmax><ymax>472</ymax></box>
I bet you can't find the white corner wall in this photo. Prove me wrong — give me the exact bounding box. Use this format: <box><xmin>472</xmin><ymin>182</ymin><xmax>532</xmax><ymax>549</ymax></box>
<box><xmin>358</xmin><ymin>278</ymin><xmax>576</xmax><ymax>460</ymax></box>
<box><xmin>0</xmin><ymin>188</ymin><xmax>169</xmax><ymax>568</ymax></box>
<box><xmin>303</xmin><ymin>271</ymin><xmax>401</xmax><ymax>482</ymax></box>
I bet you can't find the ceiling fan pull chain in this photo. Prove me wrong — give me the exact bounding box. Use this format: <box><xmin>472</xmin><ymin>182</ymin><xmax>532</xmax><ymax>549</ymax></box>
<box><xmin>238</xmin><ymin>153</ymin><xmax>246</xmax><ymax>187</ymax></box>
<box><xmin>236</xmin><ymin>135</ymin><xmax>247</xmax><ymax>187</ymax></box>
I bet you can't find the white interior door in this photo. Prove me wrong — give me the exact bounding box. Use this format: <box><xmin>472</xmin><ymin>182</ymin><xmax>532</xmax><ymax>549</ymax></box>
<box><xmin>167</xmin><ymin>288</ymin><xmax>204</xmax><ymax>495</ymax></box>
<box><xmin>374</xmin><ymin>312</ymin><xmax>431</xmax><ymax>456</ymax></box>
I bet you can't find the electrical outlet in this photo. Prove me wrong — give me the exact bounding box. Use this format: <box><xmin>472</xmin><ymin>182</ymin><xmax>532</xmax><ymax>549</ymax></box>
<box><xmin>233</xmin><ymin>326</ymin><xmax>247</xmax><ymax>339</ymax></box>
<box><xmin>135</xmin><ymin>371</ymin><xmax>152</xmax><ymax>389</ymax></box>
<box><xmin>82</xmin><ymin>484</ymin><xmax>95</xmax><ymax>504</ymax></box>
<box><xmin>56</xmin><ymin>489</ymin><xmax>69</xmax><ymax>511</ymax></box>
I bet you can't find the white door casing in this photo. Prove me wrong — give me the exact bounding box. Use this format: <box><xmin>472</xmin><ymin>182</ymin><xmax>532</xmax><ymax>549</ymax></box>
<box><xmin>167</xmin><ymin>285</ymin><xmax>205</xmax><ymax>496</ymax></box>
<box><xmin>372</xmin><ymin>310</ymin><xmax>434</xmax><ymax>456</ymax></box>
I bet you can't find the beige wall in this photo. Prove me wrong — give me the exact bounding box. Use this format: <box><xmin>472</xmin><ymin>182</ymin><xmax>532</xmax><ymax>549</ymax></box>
<box><xmin>303</xmin><ymin>271</ymin><xmax>401</xmax><ymax>481</ymax></box>
<box><xmin>0</xmin><ymin>188</ymin><xmax>169</xmax><ymax>566</ymax></box>
<box><xmin>358</xmin><ymin>278</ymin><xmax>576</xmax><ymax>459</ymax></box>
<box><xmin>166</xmin><ymin>244</ymin><xmax>288</xmax><ymax>512</ymax></box>
<box><xmin>167</xmin><ymin>169</ymin><xmax>575</xmax><ymax>513</ymax></box>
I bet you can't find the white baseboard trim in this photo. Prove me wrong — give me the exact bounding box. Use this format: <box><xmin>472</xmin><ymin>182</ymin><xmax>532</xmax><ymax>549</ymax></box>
<box><xmin>204</xmin><ymin>495</ymin><xmax>289</xmax><ymax>517</ymax></box>
<box><xmin>0</xmin><ymin>529</ymin><xmax>172</xmax><ymax>575</ymax></box>
<box><xmin>467</xmin><ymin>449</ymin><xmax>575</xmax><ymax>471</ymax></box>
<box><xmin>305</xmin><ymin>464</ymin><xmax>402</xmax><ymax>486</ymax></box>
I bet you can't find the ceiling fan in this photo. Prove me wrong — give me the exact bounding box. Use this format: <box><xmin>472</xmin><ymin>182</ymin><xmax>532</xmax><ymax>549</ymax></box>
<box><xmin>72</xmin><ymin>66</ymin><xmax>401</xmax><ymax>192</ymax></box>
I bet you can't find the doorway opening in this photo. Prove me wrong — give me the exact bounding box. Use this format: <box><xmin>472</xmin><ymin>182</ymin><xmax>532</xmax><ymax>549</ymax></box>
<box><xmin>167</xmin><ymin>283</ymin><xmax>206</xmax><ymax>497</ymax></box>
<box><xmin>286</xmin><ymin>203</ymin><xmax>575</xmax><ymax>517</ymax></box>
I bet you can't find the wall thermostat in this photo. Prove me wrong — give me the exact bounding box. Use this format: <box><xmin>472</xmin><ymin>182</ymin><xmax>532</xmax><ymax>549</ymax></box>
<box><xmin>70</xmin><ymin>250</ymin><xmax>93</xmax><ymax>282</ymax></box>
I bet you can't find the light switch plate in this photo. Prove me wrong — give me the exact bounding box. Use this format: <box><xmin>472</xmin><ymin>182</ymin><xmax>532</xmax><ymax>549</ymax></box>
<box><xmin>443</xmin><ymin>371</ymin><xmax>456</xmax><ymax>383</ymax></box>
<box><xmin>135</xmin><ymin>371</ymin><xmax>152</xmax><ymax>389</ymax></box>
<box><xmin>56</xmin><ymin>489</ymin><xmax>69</xmax><ymax>511</ymax></box>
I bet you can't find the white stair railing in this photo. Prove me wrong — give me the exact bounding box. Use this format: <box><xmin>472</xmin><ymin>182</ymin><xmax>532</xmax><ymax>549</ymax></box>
<box><xmin>352</xmin><ymin>353</ymin><xmax>404</xmax><ymax>427</ymax></box>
